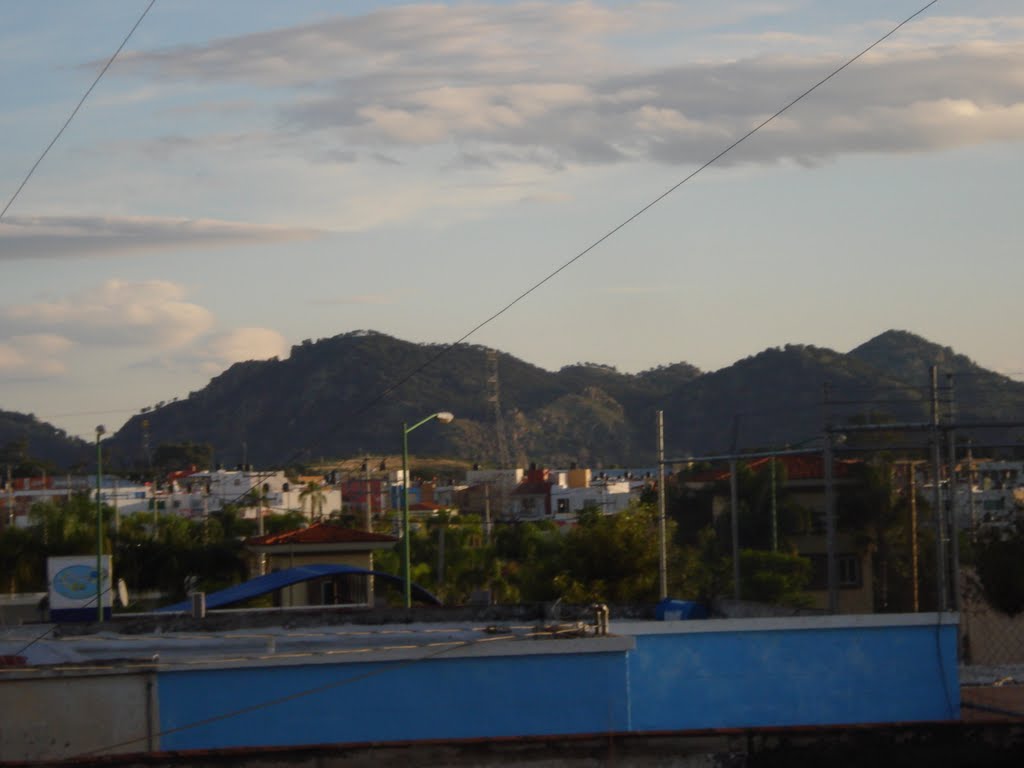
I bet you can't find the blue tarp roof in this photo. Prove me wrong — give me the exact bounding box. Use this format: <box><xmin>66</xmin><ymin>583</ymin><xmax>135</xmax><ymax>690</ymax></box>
<box><xmin>156</xmin><ymin>564</ymin><xmax>441</xmax><ymax>612</ymax></box>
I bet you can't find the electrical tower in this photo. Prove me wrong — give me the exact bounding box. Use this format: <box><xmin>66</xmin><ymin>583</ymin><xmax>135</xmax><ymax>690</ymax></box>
<box><xmin>486</xmin><ymin>349</ymin><xmax>512</xmax><ymax>468</ymax></box>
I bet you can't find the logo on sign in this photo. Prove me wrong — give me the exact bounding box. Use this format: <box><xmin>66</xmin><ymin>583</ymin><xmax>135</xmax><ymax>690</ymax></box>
<box><xmin>52</xmin><ymin>565</ymin><xmax>103</xmax><ymax>600</ymax></box>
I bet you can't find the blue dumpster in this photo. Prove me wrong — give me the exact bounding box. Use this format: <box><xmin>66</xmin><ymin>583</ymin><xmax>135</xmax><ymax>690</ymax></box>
<box><xmin>656</xmin><ymin>598</ymin><xmax>708</xmax><ymax>620</ymax></box>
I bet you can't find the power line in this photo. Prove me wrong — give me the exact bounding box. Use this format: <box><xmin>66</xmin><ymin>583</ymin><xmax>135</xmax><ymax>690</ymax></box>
<box><xmin>0</xmin><ymin>1</ymin><xmax>158</xmax><ymax>222</ymax></box>
<box><xmin>294</xmin><ymin>0</ymin><xmax>944</xmax><ymax>461</ymax></box>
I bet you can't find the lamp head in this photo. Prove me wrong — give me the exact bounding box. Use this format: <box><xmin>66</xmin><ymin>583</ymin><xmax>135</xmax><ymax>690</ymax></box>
<box><xmin>435</xmin><ymin>412</ymin><xmax>455</xmax><ymax>424</ymax></box>
<box><xmin>96</xmin><ymin>425</ymin><xmax>106</xmax><ymax>438</ymax></box>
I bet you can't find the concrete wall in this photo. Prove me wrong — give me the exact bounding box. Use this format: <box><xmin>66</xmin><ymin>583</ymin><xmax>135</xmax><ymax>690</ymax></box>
<box><xmin>154</xmin><ymin>614</ymin><xmax>958</xmax><ymax>753</ymax></box>
<box><xmin>0</xmin><ymin>669</ymin><xmax>157</xmax><ymax>761</ymax></box>
<box><xmin>622</xmin><ymin>615</ymin><xmax>960</xmax><ymax>731</ymax></box>
<box><xmin>0</xmin><ymin>614</ymin><xmax>959</xmax><ymax>759</ymax></box>
<box><xmin>157</xmin><ymin>643</ymin><xmax>630</xmax><ymax>751</ymax></box>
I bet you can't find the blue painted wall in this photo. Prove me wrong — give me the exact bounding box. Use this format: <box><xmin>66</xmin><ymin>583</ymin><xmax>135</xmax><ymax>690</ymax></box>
<box><xmin>157</xmin><ymin>620</ymin><xmax>959</xmax><ymax>751</ymax></box>
<box><xmin>627</xmin><ymin>623</ymin><xmax>960</xmax><ymax>730</ymax></box>
<box><xmin>159</xmin><ymin>651</ymin><xmax>629</xmax><ymax>750</ymax></box>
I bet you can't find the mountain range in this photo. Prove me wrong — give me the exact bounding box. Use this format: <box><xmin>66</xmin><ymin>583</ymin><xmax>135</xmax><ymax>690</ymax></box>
<box><xmin>4</xmin><ymin>329</ymin><xmax>1024</xmax><ymax>472</ymax></box>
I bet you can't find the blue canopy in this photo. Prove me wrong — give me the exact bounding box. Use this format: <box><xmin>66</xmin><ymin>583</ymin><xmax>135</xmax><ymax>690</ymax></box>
<box><xmin>157</xmin><ymin>564</ymin><xmax>441</xmax><ymax>612</ymax></box>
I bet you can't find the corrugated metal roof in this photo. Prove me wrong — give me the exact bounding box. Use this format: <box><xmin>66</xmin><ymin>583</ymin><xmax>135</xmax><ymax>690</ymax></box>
<box><xmin>156</xmin><ymin>564</ymin><xmax>441</xmax><ymax>612</ymax></box>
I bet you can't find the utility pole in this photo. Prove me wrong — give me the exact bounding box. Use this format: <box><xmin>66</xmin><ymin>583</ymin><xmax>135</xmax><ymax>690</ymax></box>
<box><xmin>824</xmin><ymin>383</ymin><xmax>838</xmax><ymax>614</ymax></box>
<box><xmin>730</xmin><ymin>458</ymin><xmax>740</xmax><ymax>601</ymax></box>
<box><xmin>947</xmin><ymin>373</ymin><xmax>961</xmax><ymax>613</ymax></box>
<box><xmin>931</xmin><ymin>365</ymin><xmax>947</xmax><ymax>611</ymax></box>
<box><xmin>6</xmin><ymin>465</ymin><xmax>12</xmax><ymax>527</ymax></box>
<box><xmin>484</xmin><ymin>482</ymin><xmax>492</xmax><ymax>545</ymax></box>
<box><xmin>966</xmin><ymin>441</ymin><xmax>977</xmax><ymax>537</ymax></box>
<box><xmin>363</xmin><ymin>458</ymin><xmax>372</xmax><ymax>532</ymax></box>
<box><xmin>730</xmin><ymin>415</ymin><xmax>741</xmax><ymax>601</ymax></box>
<box><xmin>910</xmin><ymin>463</ymin><xmax>919</xmax><ymax>612</ymax></box>
<box><xmin>770</xmin><ymin>456</ymin><xmax>778</xmax><ymax>553</ymax></box>
<box><xmin>657</xmin><ymin>410</ymin><xmax>668</xmax><ymax>601</ymax></box>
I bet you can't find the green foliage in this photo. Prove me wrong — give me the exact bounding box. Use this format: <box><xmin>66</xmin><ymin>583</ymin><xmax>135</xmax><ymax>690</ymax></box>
<box><xmin>0</xmin><ymin>495</ymin><xmax>250</xmax><ymax>602</ymax></box>
<box><xmin>10</xmin><ymin>329</ymin><xmax>1024</xmax><ymax>470</ymax></box>
<box><xmin>152</xmin><ymin>441</ymin><xmax>213</xmax><ymax>472</ymax></box>
<box><xmin>739</xmin><ymin>549</ymin><xmax>812</xmax><ymax>606</ymax></box>
<box><xmin>974</xmin><ymin>525</ymin><xmax>1024</xmax><ymax>616</ymax></box>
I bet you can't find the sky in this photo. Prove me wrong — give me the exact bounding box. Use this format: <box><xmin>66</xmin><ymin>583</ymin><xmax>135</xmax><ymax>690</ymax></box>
<box><xmin>2</xmin><ymin>0</ymin><xmax>1023</xmax><ymax>440</ymax></box>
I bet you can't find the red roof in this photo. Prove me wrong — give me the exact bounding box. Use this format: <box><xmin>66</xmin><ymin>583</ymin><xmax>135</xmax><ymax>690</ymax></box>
<box><xmin>409</xmin><ymin>502</ymin><xmax>445</xmax><ymax>511</ymax></box>
<box><xmin>246</xmin><ymin>522</ymin><xmax>397</xmax><ymax>546</ymax></box>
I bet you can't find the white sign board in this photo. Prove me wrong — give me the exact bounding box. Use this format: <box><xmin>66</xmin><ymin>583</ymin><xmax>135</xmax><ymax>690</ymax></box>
<box><xmin>47</xmin><ymin>555</ymin><xmax>112</xmax><ymax>612</ymax></box>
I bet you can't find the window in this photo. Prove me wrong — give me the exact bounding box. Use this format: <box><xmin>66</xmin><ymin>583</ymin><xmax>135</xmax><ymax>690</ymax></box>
<box><xmin>807</xmin><ymin>554</ymin><xmax>863</xmax><ymax>590</ymax></box>
<box><xmin>557</xmin><ymin>498</ymin><xmax>570</xmax><ymax>514</ymax></box>
<box><xmin>838</xmin><ymin>556</ymin><xmax>861</xmax><ymax>588</ymax></box>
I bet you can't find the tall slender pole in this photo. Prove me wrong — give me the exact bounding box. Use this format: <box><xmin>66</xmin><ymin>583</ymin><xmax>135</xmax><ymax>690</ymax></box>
<box><xmin>824</xmin><ymin>434</ymin><xmax>837</xmax><ymax>614</ymax></box>
<box><xmin>402</xmin><ymin>423</ymin><xmax>411</xmax><ymax>609</ymax></box>
<box><xmin>770</xmin><ymin>457</ymin><xmax>778</xmax><ymax>553</ymax></box>
<box><xmin>910</xmin><ymin>463</ymin><xmax>919</xmax><ymax>612</ymax></box>
<box><xmin>657</xmin><ymin>410</ymin><xmax>668</xmax><ymax>600</ymax></box>
<box><xmin>730</xmin><ymin>458</ymin><xmax>740</xmax><ymax>600</ymax></box>
<box><xmin>484</xmin><ymin>482</ymin><xmax>492</xmax><ymax>545</ymax></box>
<box><xmin>947</xmin><ymin>373</ymin><xmax>961</xmax><ymax>614</ymax></box>
<box><xmin>364</xmin><ymin>459</ymin><xmax>372</xmax><ymax>532</ymax></box>
<box><xmin>400</xmin><ymin>412</ymin><xmax>454</xmax><ymax>609</ymax></box>
<box><xmin>823</xmin><ymin>382</ymin><xmax>838</xmax><ymax>614</ymax></box>
<box><xmin>95</xmin><ymin>425</ymin><xmax>105</xmax><ymax>623</ymax></box>
<box><xmin>931</xmin><ymin>365</ymin><xmax>947</xmax><ymax>611</ymax></box>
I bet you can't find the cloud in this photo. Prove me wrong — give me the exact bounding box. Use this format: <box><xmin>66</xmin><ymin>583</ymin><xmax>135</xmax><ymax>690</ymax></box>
<box><xmin>1</xmin><ymin>281</ymin><xmax>291</xmax><ymax>381</ymax></box>
<box><xmin>108</xmin><ymin>4</ymin><xmax>1024</xmax><ymax>169</ymax></box>
<box><xmin>204</xmin><ymin>327</ymin><xmax>289</xmax><ymax>368</ymax></box>
<box><xmin>3</xmin><ymin>280</ymin><xmax>214</xmax><ymax>349</ymax></box>
<box><xmin>0</xmin><ymin>215</ymin><xmax>322</xmax><ymax>260</ymax></box>
<box><xmin>0</xmin><ymin>334</ymin><xmax>72</xmax><ymax>379</ymax></box>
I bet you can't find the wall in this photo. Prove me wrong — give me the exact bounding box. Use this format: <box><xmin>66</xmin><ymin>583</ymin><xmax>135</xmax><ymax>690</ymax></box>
<box><xmin>624</xmin><ymin>614</ymin><xmax>960</xmax><ymax>730</ymax></box>
<box><xmin>0</xmin><ymin>670</ymin><xmax>157</xmax><ymax>761</ymax></box>
<box><xmin>157</xmin><ymin>644</ymin><xmax>630</xmax><ymax>751</ymax></box>
<box><xmin>155</xmin><ymin>615</ymin><xmax>958</xmax><ymax>752</ymax></box>
<box><xmin>1</xmin><ymin>614</ymin><xmax>960</xmax><ymax>759</ymax></box>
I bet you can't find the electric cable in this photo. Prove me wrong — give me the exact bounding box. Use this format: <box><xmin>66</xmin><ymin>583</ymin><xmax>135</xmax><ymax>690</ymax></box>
<box><xmin>0</xmin><ymin>1</ymin><xmax>158</xmax><ymax>222</ymax></box>
<box><xmin>164</xmin><ymin>0</ymin><xmax>945</xmax><ymax>513</ymax></box>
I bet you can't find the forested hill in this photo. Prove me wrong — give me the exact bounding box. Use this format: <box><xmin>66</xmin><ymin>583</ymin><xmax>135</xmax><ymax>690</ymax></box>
<box><xmin>0</xmin><ymin>410</ymin><xmax>91</xmax><ymax>472</ymax></box>
<box><xmin>7</xmin><ymin>329</ymin><xmax>1024</xmax><ymax>470</ymax></box>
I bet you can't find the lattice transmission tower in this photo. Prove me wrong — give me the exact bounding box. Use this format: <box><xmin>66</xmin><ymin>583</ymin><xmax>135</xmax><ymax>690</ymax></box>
<box><xmin>486</xmin><ymin>349</ymin><xmax>512</xmax><ymax>469</ymax></box>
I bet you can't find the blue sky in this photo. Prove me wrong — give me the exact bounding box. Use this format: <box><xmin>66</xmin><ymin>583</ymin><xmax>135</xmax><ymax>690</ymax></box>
<box><xmin>2</xmin><ymin>1</ymin><xmax>1023</xmax><ymax>439</ymax></box>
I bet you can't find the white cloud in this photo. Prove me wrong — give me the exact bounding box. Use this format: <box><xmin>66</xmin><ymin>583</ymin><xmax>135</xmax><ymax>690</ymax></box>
<box><xmin>3</xmin><ymin>280</ymin><xmax>214</xmax><ymax>349</ymax></box>
<box><xmin>107</xmin><ymin>4</ymin><xmax>1024</xmax><ymax>169</ymax></box>
<box><xmin>1</xmin><ymin>281</ymin><xmax>291</xmax><ymax>382</ymax></box>
<box><xmin>0</xmin><ymin>334</ymin><xmax>72</xmax><ymax>378</ymax></box>
<box><xmin>205</xmin><ymin>327</ymin><xmax>289</xmax><ymax>368</ymax></box>
<box><xmin>0</xmin><ymin>215</ymin><xmax>321</xmax><ymax>260</ymax></box>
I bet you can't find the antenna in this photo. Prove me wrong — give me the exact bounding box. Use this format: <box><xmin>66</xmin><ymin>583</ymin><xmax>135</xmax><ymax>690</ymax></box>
<box><xmin>486</xmin><ymin>349</ymin><xmax>512</xmax><ymax>469</ymax></box>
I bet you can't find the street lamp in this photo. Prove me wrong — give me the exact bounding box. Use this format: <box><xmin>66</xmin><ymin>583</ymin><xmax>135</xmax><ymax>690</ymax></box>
<box><xmin>95</xmin><ymin>425</ymin><xmax>106</xmax><ymax>623</ymax></box>
<box><xmin>402</xmin><ymin>411</ymin><xmax>454</xmax><ymax>608</ymax></box>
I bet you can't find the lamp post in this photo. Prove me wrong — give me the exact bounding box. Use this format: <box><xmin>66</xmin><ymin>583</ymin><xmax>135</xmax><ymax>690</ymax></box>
<box><xmin>95</xmin><ymin>425</ymin><xmax>106</xmax><ymax>622</ymax></box>
<box><xmin>402</xmin><ymin>411</ymin><xmax>454</xmax><ymax>608</ymax></box>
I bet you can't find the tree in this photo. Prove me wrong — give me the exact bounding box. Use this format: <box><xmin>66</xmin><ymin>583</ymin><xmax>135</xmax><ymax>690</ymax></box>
<box><xmin>554</xmin><ymin>504</ymin><xmax>690</xmax><ymax>604</ymax></box>
<box><xmin>299</xmin><ymin>482</ymin><xmax>326</xmax><ymax>521</ymax></box>
<box><xmin>152</xmin><ymin>442</ymin><xmax>212</xmax><ymax>473</ymax></box>
<box><xmin>974</xmin><ymin>523</ymin><xmax>1024</xmax><ymax>616</ymax></box>
<box><xmin>739</xmin><ymin>549</ymin><xmax>812</xmax><ymax>606</ymax></box>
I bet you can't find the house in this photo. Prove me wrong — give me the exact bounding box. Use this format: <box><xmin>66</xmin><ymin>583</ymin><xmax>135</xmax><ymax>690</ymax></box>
<box><xmin>687</xmin><ymin>452</ymin><xmax>874</xmax><ymax>613</ymax></box>
<box><xmin>245</xmin><ymin>522</ymin><xmax>397</xmax><ymax>606</ymax></box>
<box><xmin>507</xmin><ymin>464</ymin><xmax>638</xmax><ymax>522</ymax></box>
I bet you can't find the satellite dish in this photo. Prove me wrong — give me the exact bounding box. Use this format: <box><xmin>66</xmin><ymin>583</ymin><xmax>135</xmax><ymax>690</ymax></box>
<box><xmin>116</xmin><ymin>578</ymin><xmax>129</xmax><ymax>608</ymax></box>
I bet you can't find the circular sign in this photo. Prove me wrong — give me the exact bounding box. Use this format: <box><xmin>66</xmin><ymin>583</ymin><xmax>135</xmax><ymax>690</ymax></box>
<box><xmin>52</xmin><ymin>565</ymin><xmax>100</xmax><ymax>600</ymax></box>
